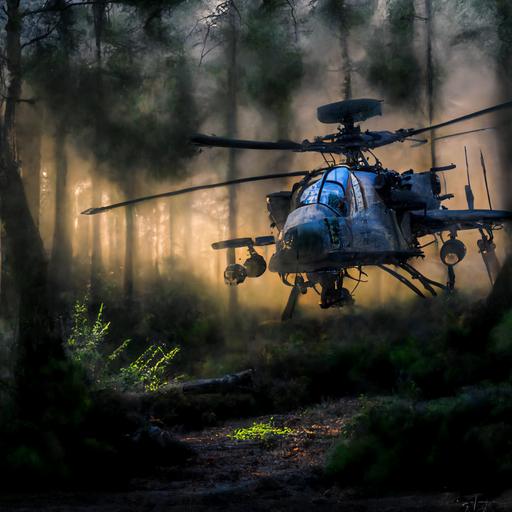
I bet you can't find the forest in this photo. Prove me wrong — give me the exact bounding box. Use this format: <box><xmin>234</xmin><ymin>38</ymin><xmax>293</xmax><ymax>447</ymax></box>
<box><xmin>1</xmin><ymin>0</ymin><xmax>512</xmax><ymax>510</ymax></box>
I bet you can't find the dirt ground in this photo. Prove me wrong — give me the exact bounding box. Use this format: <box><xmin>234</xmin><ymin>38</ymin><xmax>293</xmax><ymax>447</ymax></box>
<box><xmin>1</xmin><ymin>397</ymin><xmax>512</xmax><ymax>511</ymax></box>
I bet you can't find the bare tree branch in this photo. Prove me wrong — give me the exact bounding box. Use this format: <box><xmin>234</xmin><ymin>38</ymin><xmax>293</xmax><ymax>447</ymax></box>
<box><xmin>21</xmin><ymin>23</ymin><xmax>59</xmax><ymax>48</ymax></box>
<box><xmin>230</xmin><ymin>0</ymin><xmax>242</xmax><ymax>24</ymax></box>
<box><xmin>285</xmin><ymin>0</ymin><xmax>299</xmax><ymax>43</ymax></box>
<box><xmin>199</xmin><ymin>38</ymin><xmax>224</xmax><ymax>65</ymax></box>
<box><xmin>22</xmin><ymin>0</ymin><xmax>121</xmax><ymax>18</ymax></box>
<box><xmin>199</xmin><ymin>23</ymin><xmax>211</xmax><ymax>66</ymax></box>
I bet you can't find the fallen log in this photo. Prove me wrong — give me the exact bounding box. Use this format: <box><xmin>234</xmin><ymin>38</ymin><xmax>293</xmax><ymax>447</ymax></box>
<box><xmin>172</xmin><ymin>369</ymin><xmax>254</xmax><ymax>394</ymax></box>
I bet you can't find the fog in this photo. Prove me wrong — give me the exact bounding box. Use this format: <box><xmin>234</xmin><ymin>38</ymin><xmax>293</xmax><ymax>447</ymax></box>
<box><xmin>13</xmin><ymin>0</ymin><xmax>510</xmax><ymax>322</ymax></box>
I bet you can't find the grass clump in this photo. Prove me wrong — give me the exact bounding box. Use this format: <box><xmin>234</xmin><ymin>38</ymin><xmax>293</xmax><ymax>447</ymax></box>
<box><xmin>228</xmin><ymin>417</ymin><xmax>295</xmax><ymax>442</ymax></box>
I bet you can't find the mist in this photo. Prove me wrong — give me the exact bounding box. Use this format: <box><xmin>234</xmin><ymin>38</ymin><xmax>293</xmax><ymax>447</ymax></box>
<box><xmin>4</xmin><ymin>0</ymin><xmax>512</xmax><ymax>503</ymax></box>
<box><xmin>2</xmin><ymin>0</ymin><xmax>510</xmax><ymax>351</ymax></box>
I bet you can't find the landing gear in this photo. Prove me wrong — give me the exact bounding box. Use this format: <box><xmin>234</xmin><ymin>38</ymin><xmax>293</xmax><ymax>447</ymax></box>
<box><xmin>280</xmin><ymin>271</ymin><xmax>354</xmax><ymax>320</ymax></box>
<box><xmin>281</xmin><ymin>275</ymin><xmax>308</xmax><ymax>321</ymax></box>
<box><xmin>378</xmin><ymin>261</ymin><xmax>449</xmax><ymax>298</ymax></box>
<box><xmin>446</xmin><ymin>264</ymin><xmax>455</xmax><ymax>291</ymax></box>
<box><xmin>316</xmin><ymin>272</ymin><xmax>353</xmax><ymax>309</ymax></box>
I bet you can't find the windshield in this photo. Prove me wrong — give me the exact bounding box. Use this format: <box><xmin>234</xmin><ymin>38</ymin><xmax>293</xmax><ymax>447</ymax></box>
<box><xmin>299</xmin><ymin>180</ymin><xmax>321</xmax><ymax>206</ymax></box>
<box><xmin>319</xmin><ymin>182</ymin><xmax>348</xmax><ymax>215</ymax></box>
<box><xmin>326</xmin><ymin>166</ymin><xmax>350</xmax><ymax>189</ymax></box>
<box><xmin>298</xmin><ymin>166</ymin><xmax>352</xmax><ymax>215</ymax></box>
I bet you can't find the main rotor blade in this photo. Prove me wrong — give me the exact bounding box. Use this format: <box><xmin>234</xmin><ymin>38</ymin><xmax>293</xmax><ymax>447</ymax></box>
<box><xmin>410</xmin><ymin>127</ymin><xmax>495</xmax><ymax>148</ymax></box>
<box><xmin>408</xmin><ymin>99</ymin><xmax>512</xmax><ymax>137</ymax></box>
<box><xmin>406</xmin><ymin>137</ymin><xmax>428</xmax><ymax>143</ymax></box>
<box><xmin>81</xmin><ymin>170</ymin><xmax>310</xmax><ymax>215</ymax></box>
<box><xmin>192</xmin><ymin>134</ymin><xmax>303</xmax><ymax>151</ymax></box>
<box><xmin>433</xmin><ymin>126</ymin><xmax>495</xmax><ymax>142</ymax></box>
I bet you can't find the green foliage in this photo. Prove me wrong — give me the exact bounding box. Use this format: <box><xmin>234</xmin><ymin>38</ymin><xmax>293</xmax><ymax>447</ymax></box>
<box><xmin>228</xmin><ymin>417</ymin><xmax>295</xmax><ymax>442</ymax></box>
<box><xmin>363</xmin><ymin>0</ymin><xmax>422</xmax><ymax>105</ymax></box>
<box><xmin>491</xmin><ymin>309</ymin><xmax>512</xmax><ymax>355</ymax></box>
<box><xmin>452</xmin><ymin>0</ymin><xmax>512</xmax><ymax>69</ymax></box>
<box><xmin>315</xmin><ymin>0</ymin><xmax>376</xmax><ymax>32</ymax></box>
<box><xmin>326</xmin><ymin>386</ymin><xmax>512</xmax><ymax>490</ymax></box>
<box><xmin>119</xmin><ymin>344</ymin><xmax>180</xmax><ymax>392</ymax></box>
<box><xmin>76</xmin><ymin>270</ymin><xmax>224</xmax><ymax>380</ymax></box>
<box><xmin>68</xmin><ymin>300</ymin><xmax>111</xmax><ymax>383</ymax></box>
<box><xmin>66</xmin><ymin>298</ymin><xmax>179</xmax><ymax>392</ymax></box>
<box><xmin>241</xmin><ymin>2</ymin><xmax>303</xmax><ymax>135</ymax></box>
<box><xmin>0</xmin><ymin>345</ymin><xmax>95</xmax><ymax>489</ymax></box>
<box><xmin>200</xmin><ymin>297</ymin><xmax>512</xmax><ymax>413</ymax></box>
<box><xmin>24</xmin><ymin>2</ymin><xmax>199</xmax><ymax>187</ymax></box>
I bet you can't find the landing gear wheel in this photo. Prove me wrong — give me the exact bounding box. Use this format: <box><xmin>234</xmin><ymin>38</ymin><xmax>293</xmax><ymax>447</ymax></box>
<box><xmin>318</xmin><ymin>273</ymin><xmax>353</xmax><ymax>309</ymax></box>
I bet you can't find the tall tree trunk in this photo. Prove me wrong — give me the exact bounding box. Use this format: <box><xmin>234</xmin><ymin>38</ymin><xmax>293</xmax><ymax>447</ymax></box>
<box><xmin>425</xmin><ymin>0</ymin><xmax>436</xmax><ymax>169</ymax></box>
<box><xmin>18</xmin><ymin>103</ymin><xmax>42</xmax><ymax>227</ymax></box>
<box><xmin>168</xmin><ymin>201</ymin><xmax>174</xmax><ymax>263</ymax></box>
<box><xmin>0</xmin><ymin>224</ymin><xmax>4</xmax><ymax>313</ymax></box>
<box><xmin>50</xmin><ymin>122</ymin><xmax>72</xmax><ymax>303</ymax></box>
<box><xmin>90</xmin><ymin>176</ymin><xmax>103</xmax><ymax>299</ymax></box>
<box><xmin>90</xmin><ymin>0</ymin><xmax>107</xmax><ymax>301</ymax></box>
<box><xmin>109</xmin><ymin>207</ymin><xmax>120</xmax><ymax>276</ymax></box>
<box><xmin>123</xmin><ymin>176</ymin><xmax>136</xmax><ymax>303</ymax></box>
<box><xmin>180</xmin><ymin>196</ymin><xmax>190</xmax><ymax>262</ymax></box>
<box><xmin>2</xmin><ymin>0</ymin><xmax>63</xmax><ymax>419</ymax></box>
<box><xmin>226</xmin><ymin>2</ymin><xmax>239</xmax><ymax>315</ymax></box>
<box><xmin>76</xmin><ymin>187</ymin><xmax>90</xmax><ymax>278</ymax></box>
<box><xmin>495</xmin><ymin>1</ymin><xmax>512</xmax><ymax>213</ymax></box>
<box><xmin>485</xmin><ymin>2</ymin><xmax>512</xmax><ymax>308</ymax></box>
<box><xmin>15</xmin><ymin>103</ymin><xmax>41</xmax><ymax>320</ymax></box>
<box><xmin>341</xmin><ymin>32</ymin><xmax>351</xmax><ymax>101</ymax></box>
<box><xmin>152</xmin><ymin>206</ymin><xmax>160</xmax><ymax>281</ymax></box>
<box><xmin>49</xmin><ymin>2</ymin><xmax>75</xmax><ymax>306</ymax></box>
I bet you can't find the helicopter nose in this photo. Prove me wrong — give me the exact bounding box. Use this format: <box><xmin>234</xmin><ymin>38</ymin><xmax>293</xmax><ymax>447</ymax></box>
<box><xmin>269</xmin><ymin>204</ymin><xmax>348</xmax><ymax>272</ymax></box>
<box><xmin>282</xmin><ymin>223</ymin><xmax>326</xmax><ymax>260</ymax></box>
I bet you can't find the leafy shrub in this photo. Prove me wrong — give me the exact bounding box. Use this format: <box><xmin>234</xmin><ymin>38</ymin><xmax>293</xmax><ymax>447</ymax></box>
<box><xmin>490</xmin><ymin>309</ymin><xmax>512</xmax><ymax>363</ymax></box>
<box><xmin>244</xmin><ymin>298</ymin><xmax>509</xmax><ymax>406</ymax></box>
<box><xmin>326</xmin><ymin>386</ymin><xmax>512</xmax><ymax>490</ymax></box>
<box><xmin>118</xmin><ymin>344</ymin><xmax>180</xmax><ymax>392</ymax></box>
<box><xmin>67</xmin><ymin>300</ymin><xmax>112</xmax><ymax>384</ymax></box>
<box><xmin>87</xmin><ymin>271</ymin><xmax>224</xmax><ymax>378</ymax></box>
<box><xmin>66</xmin><ymin>298</ymin><xmax>179</xmax><ymax>392</ymax></box>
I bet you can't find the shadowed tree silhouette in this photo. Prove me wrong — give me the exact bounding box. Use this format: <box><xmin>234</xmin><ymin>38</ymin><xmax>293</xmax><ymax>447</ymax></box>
<box><xmin>364</xmin><ymin>0</ymin><xmax>422</xmax><ymax>106</ymax></box>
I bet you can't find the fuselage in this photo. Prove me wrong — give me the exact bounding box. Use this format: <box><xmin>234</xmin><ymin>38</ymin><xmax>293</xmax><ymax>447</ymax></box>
<box><xmin>268</xmin><ymin>165</ymin><xmax>422</xmax><ymax>273</ymax></box>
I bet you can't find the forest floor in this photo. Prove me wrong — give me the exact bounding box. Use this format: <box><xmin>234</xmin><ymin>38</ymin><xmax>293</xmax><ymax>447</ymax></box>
<box><xmin>2</xmin><ymin>397</ymin><xmax>512</xmax><ymax>511</ymax></box>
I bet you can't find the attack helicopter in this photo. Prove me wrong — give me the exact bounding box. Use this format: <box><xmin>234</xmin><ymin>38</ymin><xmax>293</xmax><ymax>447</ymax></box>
<box><xmin>82</xmin><ymin>98</ymin><xmax>512</xmax><ymax>319</ymax></box>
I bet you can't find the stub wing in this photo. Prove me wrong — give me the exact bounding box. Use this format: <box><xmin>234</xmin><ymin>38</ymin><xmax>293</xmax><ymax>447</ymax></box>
<box><xmin>411</xmin><ymin>209</ymin><xmax>512</xmax><ymax>235</ymax></box>
<box><xmin>212</xmin><ymin>236</ymin><xmax>275</xmax><ymax>250</ymax></box>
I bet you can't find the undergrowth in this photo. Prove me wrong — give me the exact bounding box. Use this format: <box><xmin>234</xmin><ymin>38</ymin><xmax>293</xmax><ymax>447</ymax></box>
<box><xmin>228</xmin><ymin>418</ymin><xmax>295</xmax><ymax>442</ymax></box>
<box><xmin>326</xmin><ymin>385</ymin><xmax>512</xmax><ymax>491</ymax></box>
<box><xmin>323</xmin><ymin>299</ymin><xmax>512</xmax><ymax>492</ymax></box>
<box><xmin>12</xmin><ymin>283</ymin><xmax>510</xmax><ymax>492</ymax></box>
<box><xmin>67</xmin><ymin>298</ymin><xmax>179</xmax><ymax>392</ymax></box>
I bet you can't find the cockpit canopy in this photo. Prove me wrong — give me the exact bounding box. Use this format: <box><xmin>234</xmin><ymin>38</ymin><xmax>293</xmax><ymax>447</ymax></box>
<box><xmin>299</xmin><ymin>166</ymin><xmax>359</xmax><ymax>216</ymax></box>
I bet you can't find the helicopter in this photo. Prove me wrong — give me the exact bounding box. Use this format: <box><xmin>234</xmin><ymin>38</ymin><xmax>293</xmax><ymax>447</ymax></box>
<box><xmin>82</xmin><ymin>98</ymin><xmax>512</xmax><ymax>320</ymax></box>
